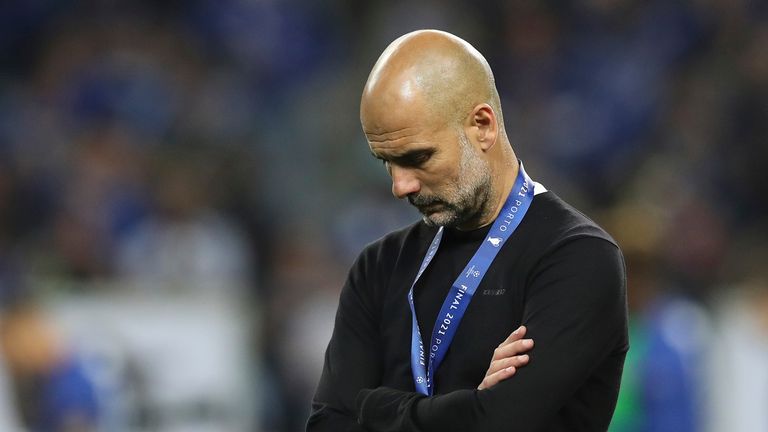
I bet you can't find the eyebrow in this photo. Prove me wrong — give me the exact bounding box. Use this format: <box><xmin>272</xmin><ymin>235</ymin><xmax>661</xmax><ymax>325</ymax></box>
<box><xmin>370</xmin><ymin>148</ymin><xmax>435</xmax><ymax>165</ymax></box>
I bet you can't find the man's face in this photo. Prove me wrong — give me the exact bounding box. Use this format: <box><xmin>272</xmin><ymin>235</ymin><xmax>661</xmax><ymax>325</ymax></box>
<box><xmin>367</xmin><ymin>122</ymin><xmax>493</xmax><ymax>228</ymax></box>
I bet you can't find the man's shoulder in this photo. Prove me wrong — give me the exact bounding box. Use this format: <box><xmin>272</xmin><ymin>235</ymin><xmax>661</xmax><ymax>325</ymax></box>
<box><xmin>527</xmin><ymin>191</ymin><xmax>618</xmax><ymax>249</ymax></box>
<box><xmin>345</xmin><ymin>220</ymin><xmax>434</xmax><ymax>290</ymax></box>
<box><xmin>360</xmin><ymin>220</ymin><xmax>434</xmax><ymax>258</ymax></box>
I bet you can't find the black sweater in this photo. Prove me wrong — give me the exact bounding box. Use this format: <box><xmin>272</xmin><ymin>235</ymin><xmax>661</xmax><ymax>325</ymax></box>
<box><xmin>307</xmin><ymin>191</ymin><xmax>628</xmax><ymax>432</ymax></box>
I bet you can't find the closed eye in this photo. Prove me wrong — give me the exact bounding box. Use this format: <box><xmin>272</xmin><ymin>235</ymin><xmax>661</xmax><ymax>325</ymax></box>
<box><xmin>392</xmin><ymin>149</ymin><xmax>435</xmax><ymax>168</ymax></box>
<box><xmin>370</xmin><ymin>148</ymin><xmax>435</xmax><ymax>169</ymax></box>
<box><xmin>401</xmin><ymin>150</ymin><xmax>433</xmax><ymax>167</ymax></box>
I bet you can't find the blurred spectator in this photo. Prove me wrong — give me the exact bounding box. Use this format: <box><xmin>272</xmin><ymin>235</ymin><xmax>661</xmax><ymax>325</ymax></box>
<box><xmin>260</xmin><ymin>233</ymin><xmax>346</xmax><ymax>432</ymax></box>
<box><xmin>606</xmin><ymin>200</ymin><xmax>710</xmax><ymax>432</ymax></box>
<box><xmin>50</xmin><ymin>127</ymin><xmax>149</xmax><ymax>279</ymax></box>
<box><xmin>707</xmin><ymin>237</ymin><xmax>768</xmax><ymax>432</ymax></box>
<box><xmin>0</xmin><ymin>301</ymin><xmax>99</xmax><ymax>432</ymax></box>
<box><xmin>115</xmin><ymin>150</ymin><xmax>252</xmax><ymax>294</ymax></box>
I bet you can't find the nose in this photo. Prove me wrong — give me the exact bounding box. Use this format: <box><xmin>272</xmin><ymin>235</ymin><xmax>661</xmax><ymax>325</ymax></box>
<box><xmin>391</xmin><ymin>166</ymin><xmax>421</xmax><ymax>199</ymax></box>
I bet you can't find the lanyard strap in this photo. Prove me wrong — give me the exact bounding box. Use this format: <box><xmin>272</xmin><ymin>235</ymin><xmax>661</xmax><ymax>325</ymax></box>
<box><xmin>409</xmin><ymin>163</ymin><xmax>535</xmax><ymax>395</ymax></box>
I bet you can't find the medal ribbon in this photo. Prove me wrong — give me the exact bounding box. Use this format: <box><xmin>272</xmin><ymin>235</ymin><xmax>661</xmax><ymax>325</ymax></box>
<box><xmin>408</xmin><ymin>163</ymin><xmax>535</xmax><ymax>395</ymax></box>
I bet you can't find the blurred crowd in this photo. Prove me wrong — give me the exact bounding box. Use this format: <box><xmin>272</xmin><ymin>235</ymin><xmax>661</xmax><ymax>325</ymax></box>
<box><xmin>0</xmin><ymin>0</ymin><xmax>766</xmax><ymax>431</ymax></box>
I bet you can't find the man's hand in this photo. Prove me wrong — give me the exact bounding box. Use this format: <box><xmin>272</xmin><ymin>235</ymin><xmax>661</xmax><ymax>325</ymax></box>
<box><xmin>477</xmin><ymin>325</ymin><xmax>534</xmax><ymax>390</ymax></box>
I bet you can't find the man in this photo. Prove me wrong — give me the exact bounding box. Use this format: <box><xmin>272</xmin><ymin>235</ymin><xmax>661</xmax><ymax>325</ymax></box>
<box><xmin>307</xmin><ymin>30</ymin><xmax>628</xmax><ymax>432</ymax></box>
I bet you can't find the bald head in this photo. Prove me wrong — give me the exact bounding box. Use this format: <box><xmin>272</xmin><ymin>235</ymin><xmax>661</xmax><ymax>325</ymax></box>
<box><xmin>361</xmin><ymin>30</ymin><xmax>504</xmax><ymax>133</ymax></box>
<box><xmin>361</xmin><ymin>30</ymin><xmax>518</xmax><ymax>230</ymax></box>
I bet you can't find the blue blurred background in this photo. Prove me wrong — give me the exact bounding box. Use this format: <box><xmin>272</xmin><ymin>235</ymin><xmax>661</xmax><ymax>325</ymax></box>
<box><xmin>0</xmin><ymin>0</ymin><xmax>766</xmax><ymax>431</ymax></box>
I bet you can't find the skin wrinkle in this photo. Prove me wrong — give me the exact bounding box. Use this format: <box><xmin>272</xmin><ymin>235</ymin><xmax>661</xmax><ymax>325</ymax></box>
<box><xmin>360</xmin><ymin>29</ymin><xmax>518</xmax><ymax>230</ymax></box>
<box><xmin>367</xmin><ymin>136</ymin><xmax>426</xmax><ymax>148</ymax></box>
<box><xmin>364</xmin><ymin>126</ymin><xmax>420</xmax><ymax>139</ymax></box>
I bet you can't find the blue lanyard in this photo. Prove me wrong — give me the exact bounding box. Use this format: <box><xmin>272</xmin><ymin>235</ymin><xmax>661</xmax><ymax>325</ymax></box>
<box><xmin>408</xmin><ymin>163</ymin><xmax>535</xmax><ymax>395</ymax></box>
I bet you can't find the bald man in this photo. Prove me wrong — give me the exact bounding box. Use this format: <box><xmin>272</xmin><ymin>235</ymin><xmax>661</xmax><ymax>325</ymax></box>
<box><xmin>307</xmin><ymin>30</ymin><xmax>628</xmax><ymax>432</ymax></box>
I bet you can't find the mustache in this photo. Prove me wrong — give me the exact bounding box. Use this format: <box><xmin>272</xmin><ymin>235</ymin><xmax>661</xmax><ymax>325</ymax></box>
<box><xmin>408</xmin><ymin>194</ymin><xmax>441</xmax><ymax>207</ymax></box>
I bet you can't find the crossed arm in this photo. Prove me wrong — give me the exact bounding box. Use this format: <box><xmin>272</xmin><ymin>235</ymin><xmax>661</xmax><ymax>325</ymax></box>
<box><xmin>307</xmin><ymin>237</ymin><xmax>626</xmax><ymax>432</ymax></box>
<box><xmin>307</xmin><ymin>325</ymin><xmax>532</xmax><ymax>432</ymax></box>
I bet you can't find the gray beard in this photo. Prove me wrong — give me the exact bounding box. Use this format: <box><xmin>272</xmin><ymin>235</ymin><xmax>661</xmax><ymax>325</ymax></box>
<box><xmin>413</xmin><ymin>133</ymin><xmax>494</xmax><ymax>228</ymax></box>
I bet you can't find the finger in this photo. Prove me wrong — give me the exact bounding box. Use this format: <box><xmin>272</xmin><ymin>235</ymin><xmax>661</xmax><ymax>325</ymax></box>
<box><xmin>492</xmin><ymin>338</ymin><xmax>534</xmax><ymax>361</ymax></box>
<box><xmin>493</xmin><ymin>338</ymin><xmax>534</xmax><ymax>360</ymax></box>
<box><xmin>478</xmin><ymin>365</ymin><xmax>516</xmax><ymax>390</ymax></box>
<box><xmin>485</xmin><ymin>354</ymin><xmax>530</xmax><ymax>377</ymax></box>
<box><xmin>491</xmin><ymin>327</ymin><xmax>528</xmax><ymax>360</ymax></box>
<box><xmin>497</xmin><ymin>325</ymin><xmax>527</xmax><ymax>348</ymax></box>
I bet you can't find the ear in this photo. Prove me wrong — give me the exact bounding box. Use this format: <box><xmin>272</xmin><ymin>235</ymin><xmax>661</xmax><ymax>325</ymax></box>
<box><xmin>466</xmin><ymin>104</ymin><xmax>498</xmax><ymax>151</ymax></box>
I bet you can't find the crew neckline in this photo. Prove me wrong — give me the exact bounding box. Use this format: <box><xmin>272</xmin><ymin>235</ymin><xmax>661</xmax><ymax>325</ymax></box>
<box><xmin>440</xmin><ymin>189</ymin><xmax>548</xmax><ymax>243</ymax></box>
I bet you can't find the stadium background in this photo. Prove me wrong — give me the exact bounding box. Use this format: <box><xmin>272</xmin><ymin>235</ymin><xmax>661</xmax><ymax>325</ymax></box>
<box><xmin>0</xmin><ymin>0</ymin><xmax>766</xmax><ymax>431</ymax></box>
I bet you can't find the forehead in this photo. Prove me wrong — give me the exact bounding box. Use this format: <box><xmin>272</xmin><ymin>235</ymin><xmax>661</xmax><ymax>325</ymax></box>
<box><xmin>362</xmin><ymin>92</ymin><xmax>427</xmax><ymax>132</ymax></box>
<box><xmin>363</xmin><ymin>105</ymin><xmax>450</xmax><ymax>154</ymax></box>
<box><xmin>365</xmin><ymin>122</ymin><xmax>456</xmax><ymax>159</ymax></box>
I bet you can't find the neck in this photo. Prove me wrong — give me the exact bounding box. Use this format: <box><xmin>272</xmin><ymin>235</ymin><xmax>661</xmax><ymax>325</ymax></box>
<box><xmin>456</xmin><ymin>149</ymin><xmax>519</xmax><ymax>231</ymax></box>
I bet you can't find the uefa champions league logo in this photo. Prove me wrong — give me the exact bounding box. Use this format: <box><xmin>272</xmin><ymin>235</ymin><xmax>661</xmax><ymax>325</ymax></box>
<box><xmin>465</xmin><ymin>265</ymin><xmax>480</xmax><ymax>278</ymax></box>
